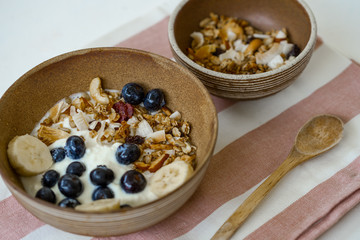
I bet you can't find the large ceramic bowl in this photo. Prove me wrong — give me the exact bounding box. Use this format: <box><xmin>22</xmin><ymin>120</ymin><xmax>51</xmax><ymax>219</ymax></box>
<box><xmin>168</xmin><ymin>0</ymin><xmax>317</xmax><ymax>99</ymax></box>
<box><xmin>0</xmin><ymin>48</ymin><xmax>218</xmax><ymax>236</ymax></box>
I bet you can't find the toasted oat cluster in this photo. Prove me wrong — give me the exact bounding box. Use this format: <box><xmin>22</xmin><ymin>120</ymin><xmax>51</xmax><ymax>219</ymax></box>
<box><xmin>187</xmin><ymin>12</ymin><xmax>300</xmax><ymax>74</ymax></box>
<box><xmin>38</xmin><ymin>78</ymin><xmax>197</xmax><ymax>173</ymax></box>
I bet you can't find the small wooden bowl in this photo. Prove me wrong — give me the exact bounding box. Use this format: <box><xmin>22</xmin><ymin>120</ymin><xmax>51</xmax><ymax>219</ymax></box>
<box><xmin>0</xmin><ymin>48</ymin><xmax>218</xmax><ymax>236</ymax></box>
<box><xmin>168</xmin><ymin>0</ymin><xmax>317</xmax><ymax>99</ymax></box>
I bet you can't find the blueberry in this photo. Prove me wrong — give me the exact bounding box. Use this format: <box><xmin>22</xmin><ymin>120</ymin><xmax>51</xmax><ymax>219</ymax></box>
<box><xmin>90</xmin><ymin>165</ymin><xmax>115</xmax><ymax>186</ymax></box>
<box><xmin>58</xmin><ymin>174</ymin><xmax>83</xmax><ymax>198</ymax></box>
<box><xmin>115</xmin><ymin>143</ymin><xmax>140</xmax><ymax>165</ymax></box>
<box><xmin>65</xmin><ymin>136</ymin><xmax>86</xmax><ymax>159</ymax></box>
<box><xmin>41</xmin><ymin>170</ymin><xmax>60</xmax><ymax>188</ymax></box>
<box><xmin>35</xmin><ymin>187</ymin><xmax>56</xmax><ymax>203</ymax></box>
<box><xmin>92</xmin><ymin>186</ymin><xmax>114</xmax><ymax>200</ymax></box>
<box><xmin>120</xmin><ymin>170</ymin><xmax>147</xmax><ymax>194</ymax></box>
<box><xmin>58</xmin><ymin>198</ymin><xmax>80</xmax><ymax>208</ymax></box>
<box><xmin>143</xmin><ymin>89</ymin><xmax>165</xmax><ymax>112</ymax></box>
<box><xmin>121</xmin><ymin>83</ymin><xmax>145</xmax><ymax>105</ymax></box>
<box><xmin>66</xmin><ymin>161</ymin><xmax>86</xmax><ymax>177</ymax></box>
<box><xmin>50</xmin><ymin>147</ymin><xmax>66</xmax><ymax>162</ymax></box>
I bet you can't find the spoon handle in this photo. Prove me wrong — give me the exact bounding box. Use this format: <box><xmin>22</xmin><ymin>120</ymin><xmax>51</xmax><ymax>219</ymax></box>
<box><xmin>211</xmin><ymin>147</ymin><xmax>310</xmax><ymax>240</ymax></box>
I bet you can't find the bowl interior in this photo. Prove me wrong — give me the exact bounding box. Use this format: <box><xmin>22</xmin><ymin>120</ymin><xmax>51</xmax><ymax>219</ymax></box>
<box><xmin>0</xmin><ymin>48</ymin><xmax>217</xmax><ymax>204</ymax></box>
<box><xmin>173</xmin><ymin>0</ymin><xmax>312</xmax><ymax>57</ymax></box>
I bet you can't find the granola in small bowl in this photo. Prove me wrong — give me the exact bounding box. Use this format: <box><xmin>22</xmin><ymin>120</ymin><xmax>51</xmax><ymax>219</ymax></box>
<box><xmin>187</xmin><ymin>12</ymin><xmax>300</xmax><ymax>75</ymax></box>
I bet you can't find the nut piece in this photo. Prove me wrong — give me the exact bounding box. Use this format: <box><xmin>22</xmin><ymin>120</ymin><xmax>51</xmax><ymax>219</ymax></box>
<box><xmin>244</xmin><ymin>39</ymin><xmax>263</xmax><ymax>55</ymax></box>
<box><xmin>148</xmin><ymin>154</ymin><xmax>169</xmax><ymax>173</ymax></box>
<box><xmin>134</xmin><ymin>162</ymin><xmax>150</xmax><ymax>171</ymax></box>
<box><xmin>38</xmin><ymin>126</ymin><xmax>70</xmax><ymax>145</ymax></box>
<box><xmin>90</xmin><ymin>77</ymin><xmax>109</xmax><ymax>105</ymax></box>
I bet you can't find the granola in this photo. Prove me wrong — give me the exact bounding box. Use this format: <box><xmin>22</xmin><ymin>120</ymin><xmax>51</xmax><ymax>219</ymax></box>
<box><xmin>38</xmin><ymin>81</ymin><xmax>197</xmax><ymax>171</ymax></box>
<box><xmin>187</xmin><ymin>12</ymin><xmax>301</xmax><ymax>74</ymax></box>
<box><xmin>18</xmin><ymin>77</ymin><xmax>197</xmax><ymax>209</ymax></box>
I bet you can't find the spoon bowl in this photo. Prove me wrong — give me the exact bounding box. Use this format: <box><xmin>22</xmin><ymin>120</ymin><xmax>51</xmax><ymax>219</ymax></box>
<box><xmin>295</xmin><ymin>115</ymin><xmax>344</xmax><ymax>156</ymax></box>
<box><xmin>212</xmin><ymin>114</ymin><xmax>344</xmax><ymax>240</ymax></box>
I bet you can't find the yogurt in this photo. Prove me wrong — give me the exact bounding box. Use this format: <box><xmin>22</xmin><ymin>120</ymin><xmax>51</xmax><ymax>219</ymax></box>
<box><xmin>19</xmin><ymin>80</ymin><xmax>197</xmax><ymax>210</ymax></box>
<box><xmin>22</xmin><ymin>117</ymin><xmax>158</xmax><ymax>207</ymax></box>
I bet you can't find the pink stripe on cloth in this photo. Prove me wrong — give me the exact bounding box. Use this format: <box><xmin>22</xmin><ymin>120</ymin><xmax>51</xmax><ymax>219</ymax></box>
<box><xmin>211</xmin><ymin>95</ymin><xmax>238</xmax><ymax>112</ymax></box>
<box><xmin>245</xmin><ymin>157</ymin><xmax>360</xmax><ymax>240</ymax></box>
<box><xmin>0</xmin><ymin>196</ymin><xmax>44</xmax><ymax>239</ymax></box>
<box><xmin>93</xmin><ymin>63</ymin><xmax>360</xmax><ymax>240</ymax></box>
<box><xmin>298</xmin><ymin>190</ymin><xmax>360</xmax><ymax>240</ymax></box>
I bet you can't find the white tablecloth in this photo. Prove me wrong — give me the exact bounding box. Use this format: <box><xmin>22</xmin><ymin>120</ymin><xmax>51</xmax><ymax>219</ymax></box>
<box><xmin>1</xmin><ymin>0</ymin><xmax>360</xmax><ymax>239</ymax></box>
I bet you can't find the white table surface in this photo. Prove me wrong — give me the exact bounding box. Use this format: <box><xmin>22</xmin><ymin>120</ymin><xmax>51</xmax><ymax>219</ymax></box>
<box><xmin>1</xmin><ymin>0</ymin><xmax>360</xmax><ymax>239</ymax></box>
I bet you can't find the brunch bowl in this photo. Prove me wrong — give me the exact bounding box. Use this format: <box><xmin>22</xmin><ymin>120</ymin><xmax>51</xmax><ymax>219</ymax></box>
<box><xmin>0</xmin><ymin>48</ymin><xmax>218</xmax><ymax>236</ymax></box>
<box><xmin>168</xmin><ymin>0</ymin><xmax>317</xmax><ymax>99</ymax></box>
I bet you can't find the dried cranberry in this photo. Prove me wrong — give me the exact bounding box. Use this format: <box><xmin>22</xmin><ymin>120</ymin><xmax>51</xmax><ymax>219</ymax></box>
<box><xmin>113</xmin><ymin>101</ymin><xmax>134</xmax><ymax>122</ymax></box>
<box><xmin>212</xmin><ymin>47</ymin><xmax>225</xmax><ymax>57</ymax></box>
<box><xmin>125</xmin><ymin>135</ymin><xmax>145</xmax><ymax>145</ymax></box>
<box><xmin>287</xmin><ymin>44</ymin><xmax>301</xmax><ymax>58</ymax></box>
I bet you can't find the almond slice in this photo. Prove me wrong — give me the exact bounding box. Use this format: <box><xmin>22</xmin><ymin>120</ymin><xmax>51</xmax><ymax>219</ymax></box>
<box><xmin>134</xmin><ymin>162</ymin><xmax>150</xmax><ymax>171</ymax></box>
<box><xmin>244</xmin><ymin>39</ymin><xmax>263</xmax><ymax>55</ymax></box>
<box><xmin>148</xmin><ymin>154</ymin><xmax>169</xmax><ymax>173</ymax></box>
<box><xmin>149</xmin><ymin>144</ymin><xmax>173</xmax><ymax>150</ymax></box>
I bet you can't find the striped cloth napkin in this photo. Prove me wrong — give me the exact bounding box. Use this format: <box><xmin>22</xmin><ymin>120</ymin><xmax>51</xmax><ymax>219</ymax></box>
<box><xmin>2</xmin><ymin>16</ymin><xmax>360</xmax><ymax>240</ymax></box>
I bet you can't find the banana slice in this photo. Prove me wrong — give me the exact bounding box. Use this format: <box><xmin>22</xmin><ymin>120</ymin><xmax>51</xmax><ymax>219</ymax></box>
<box><xmin>150</xmin><ymin>161</ymin><xmax>193</xmax><ymax>197</ymax></box>
<box><xmin>7</xmin><ymin>134</ymin><xmax>53</xmax><ymax>176</ymax></box>
<box><xmin>75</xmin><ymin>199</ymin><xmax>120</xmax><ymax>213</ymax></box>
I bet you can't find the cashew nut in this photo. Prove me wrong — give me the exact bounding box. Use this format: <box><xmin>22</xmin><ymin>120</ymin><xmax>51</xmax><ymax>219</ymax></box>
<box><xmin>89</xmin><ymin>77</ymin><xmax>109</xmax><ymax>105</ymax></box>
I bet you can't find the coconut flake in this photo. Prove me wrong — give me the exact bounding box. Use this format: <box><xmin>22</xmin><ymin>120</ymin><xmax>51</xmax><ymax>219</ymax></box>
<box><xmin>190</xmin><ymin>32</ymin><xmax>204</xmax><ymax>49</ymax></box>
<box><xmin>71</xmin><ymin>109</ymin><xmax>89</xmax><ymax>131</ymax></box>
<box><xmin>89</xmin><ymin>120</ymin><xmax>100</xmax><ymax>130</ymax></box>
<box><xmin>147</xmin><ymin>130</ymin><xmax>166</xmax><ymax>143</ymax></box>
<box><xmin>255</xmin><ymin>43</ymin><xmax>282</xmax><ymax>65</ymax></box>
<box><xmin>275</xmin><ymin>30</ymin><xmax>287</xmax><ymax>39</ymax></box>
<box><xmin>96</xmin><ymin>121</ymin><xmax>106</xmax><ymax>144</ymax></box>
<box><xmin>268</xmin><ymin>54</ymin><xmax>284</xmax><ymax>69</ymax></box>
<box><xmin>169</xmin><ymin>111</ymin><xmax>181</xmax><ymax>120</ymax></box>
<box><xmin>48</xmin><ymin>100</ymin><xmax>70</xmax><ymax>123</ymax></box>
<box><xmin>164</xmin><ymin>149</ymin><xmax>175</xmax><ymax>156</ymax></box>
<box><xmin>280</xmin><ymin>41</ymin><xmax>294</xmax><ymax>56</ymax></box>
<box><xmin>227</xmin><ymin>29</ymin><xmax>237</xmax><ymax>42</ymax></box>
<box><xmin>234</xmin><ymin>39</ymin><xmax>248</xmax><ymax>53</ymax></box>
<box><xmin>127</xmin><ymin>116</ymin><xmax>138</xmax><ymax>125</ymax></box>
<box><xmin>253</xmin><ymin>33</ymin><xmax>270</xmax><ymax>39</ymax></box>
<box><xmin>136</xmin><ymin>120</ymin><xmax>153</xmax><ymax>137</ymax></box>
<box><xmin>219</xmin><ymin>49</ymin><xmax>243</xmax><ymax>64</ymax></box>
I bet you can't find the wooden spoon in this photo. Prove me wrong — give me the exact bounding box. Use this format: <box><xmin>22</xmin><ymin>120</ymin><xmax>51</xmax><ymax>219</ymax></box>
<box><xmin>211</xmin><ymin>114</ymin><xmax>344</xmax><ymax>240</ymax></box>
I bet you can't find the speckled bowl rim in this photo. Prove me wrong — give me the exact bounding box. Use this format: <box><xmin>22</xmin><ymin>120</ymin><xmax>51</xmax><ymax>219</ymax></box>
<box><xmin>1</xmin><ymin>47</ymin><xmax>218</xmax><ymax>216</ymax></box>
<box><xmin>168</xmin><ymin>0</ymin><xmax>317</xmax><ymax>81</ymax></box>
